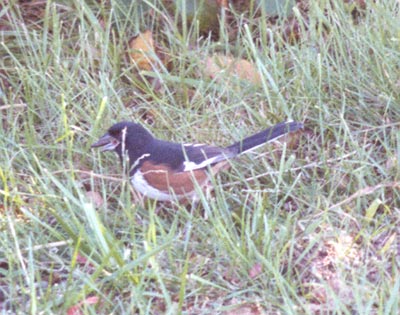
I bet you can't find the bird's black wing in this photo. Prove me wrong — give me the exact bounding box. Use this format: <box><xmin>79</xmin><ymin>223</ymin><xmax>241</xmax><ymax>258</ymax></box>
<box><xmin>147</xmin><ymin>140</ymin><xmax>233</xmax><ymax>172</ymax></box>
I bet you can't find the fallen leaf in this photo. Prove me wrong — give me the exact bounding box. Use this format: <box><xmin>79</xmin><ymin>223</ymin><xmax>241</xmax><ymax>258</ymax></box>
<box><xmin>218</xmin><ymin>0</ymin><xmax>228</xmax><ymax>7</ymax></box>
<box><xmin>129</xmin><ymin>30</ymin><xmax>157</xmax><ymax>71</ymax></box>
<box><xmin>204</xmin><ymin>54</ymin><xmax>262</xmax><ymax>85</ymax></box>
<box><xmin>248</xmin><ymin>262</ymin><xmax>263</xmax><ymax>279</ymax></box>
<box><xmin>67</xmin><ymin>296</ymin><xmax>100</xmax><ymax>315</ymax></box>
<box><xmin>75</xmin><ymin>253</ymin><xmax>89</xmax><ymax>266</ymax></box>
<box><xmin>85</xmin><ymin>191</ymin><xmax>104</xmax><ymax>208</ymax></box>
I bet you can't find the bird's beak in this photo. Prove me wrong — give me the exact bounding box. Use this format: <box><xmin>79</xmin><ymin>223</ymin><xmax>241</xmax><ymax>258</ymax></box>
<box><xmin>91</xmin><ymin>133</ymin><xmax>120</xmax><ymax>152</ymax></box>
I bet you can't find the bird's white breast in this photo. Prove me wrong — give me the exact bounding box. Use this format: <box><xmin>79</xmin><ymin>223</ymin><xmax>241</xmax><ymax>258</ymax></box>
<box><xmin>131</xmin><ymin>171</ymin><xmax>174</xmax><ymax>201</ymax></box>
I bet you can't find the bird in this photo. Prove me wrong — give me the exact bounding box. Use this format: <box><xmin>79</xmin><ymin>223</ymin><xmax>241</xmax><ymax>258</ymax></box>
<box><xmin>91</xmin><ymin>121</ymin><xmax>303</xmax><ymax>202</ymax></box>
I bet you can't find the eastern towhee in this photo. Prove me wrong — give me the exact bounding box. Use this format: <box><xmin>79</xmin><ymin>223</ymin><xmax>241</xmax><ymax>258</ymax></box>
<box><xmin>91</xmin><ymin>121</ymin><xmax>303</xmax><ymax>201</ymax></box>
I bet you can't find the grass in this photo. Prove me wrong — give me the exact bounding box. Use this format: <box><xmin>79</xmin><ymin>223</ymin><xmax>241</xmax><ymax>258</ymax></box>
<box><xmin>1</xmin><ymin>0</ymin><xmax>400</xmax><ymax>314</ymax></box>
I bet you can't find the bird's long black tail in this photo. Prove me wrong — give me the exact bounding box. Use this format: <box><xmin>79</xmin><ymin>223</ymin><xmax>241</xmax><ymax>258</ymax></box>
<box><xmin>226</xmin><ymin>121</ymin><xmax>303</xmax><ymax>155</ymax></box>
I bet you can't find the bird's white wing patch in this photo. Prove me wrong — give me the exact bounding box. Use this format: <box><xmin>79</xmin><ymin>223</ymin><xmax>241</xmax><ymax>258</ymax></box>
<box><xmin>183</xmin><ymin>143</ymin><xmax>207</xmax><ymax>148</ymax></box>
<box><xmin>130</xmin><ymin>153</ymin><xmax>150</xmax><ymax>169</ymax></box>
<box><xmin>182</xmin><ymin>155</ymin><xmax>225</xmax><ymax>171</ymax></box>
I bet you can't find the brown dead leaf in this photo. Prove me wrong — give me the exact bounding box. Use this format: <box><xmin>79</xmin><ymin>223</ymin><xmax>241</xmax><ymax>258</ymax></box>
<box><xmin>75</xmin><ymin>253</ymin><xmax>89</xmax><ymax>266</ymax></box>
<box><xmin>248</xmin><ymin>262</ymin><xmax>263</xmax><ymax>279</ymax></box>
<box><xmin>204</xmin><ymin>54</ymin><xmax>262</xmax><ymax>85</ymax></box>
<box><xmin>74</xmin><ymin>253</ymin><xmax>96</xmax><ymax>275</ymax></box>
<box><xmin>128</xmin><ymin>30</ymin><xmax>167</xmax><ymax>91</ymax></box>
<box><xmin>85</xmin><ymin>191</ymin><xmax>104</xmax><ymax>208</ymax></box>
<box><xmin>67</xmin><ymin>296</ymin><xmax>100</xmax><ymax>315</ymax></box>
<box><xmin>218</xmin><ymin>0</ymin><xmax>228</xmax><ymax>7</ymax></box>
<box><xmin>129</xmin><ymin>30</ymin><xmax>157</xmax><ymax>71</ymax></box>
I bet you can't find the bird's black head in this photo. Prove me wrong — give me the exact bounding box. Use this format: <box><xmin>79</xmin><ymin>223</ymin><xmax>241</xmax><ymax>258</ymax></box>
<box><xmin>91</xmin><ymin>122</ymin><xmax>154</xmax><ymax>159</ymax></box>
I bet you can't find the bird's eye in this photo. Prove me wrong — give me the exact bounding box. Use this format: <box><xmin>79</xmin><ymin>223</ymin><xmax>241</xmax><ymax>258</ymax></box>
<box><xmin>109</xmin><ymin>130</ymin><xmax>121</xmax><ymax>137</ymax></box>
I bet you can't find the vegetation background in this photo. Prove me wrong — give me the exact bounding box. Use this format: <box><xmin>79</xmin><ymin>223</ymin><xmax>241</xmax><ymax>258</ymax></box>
<box><xmin>0</xmin><ymin>0</ymin><xmax>399</xmax><ymax>314</ymax></box>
